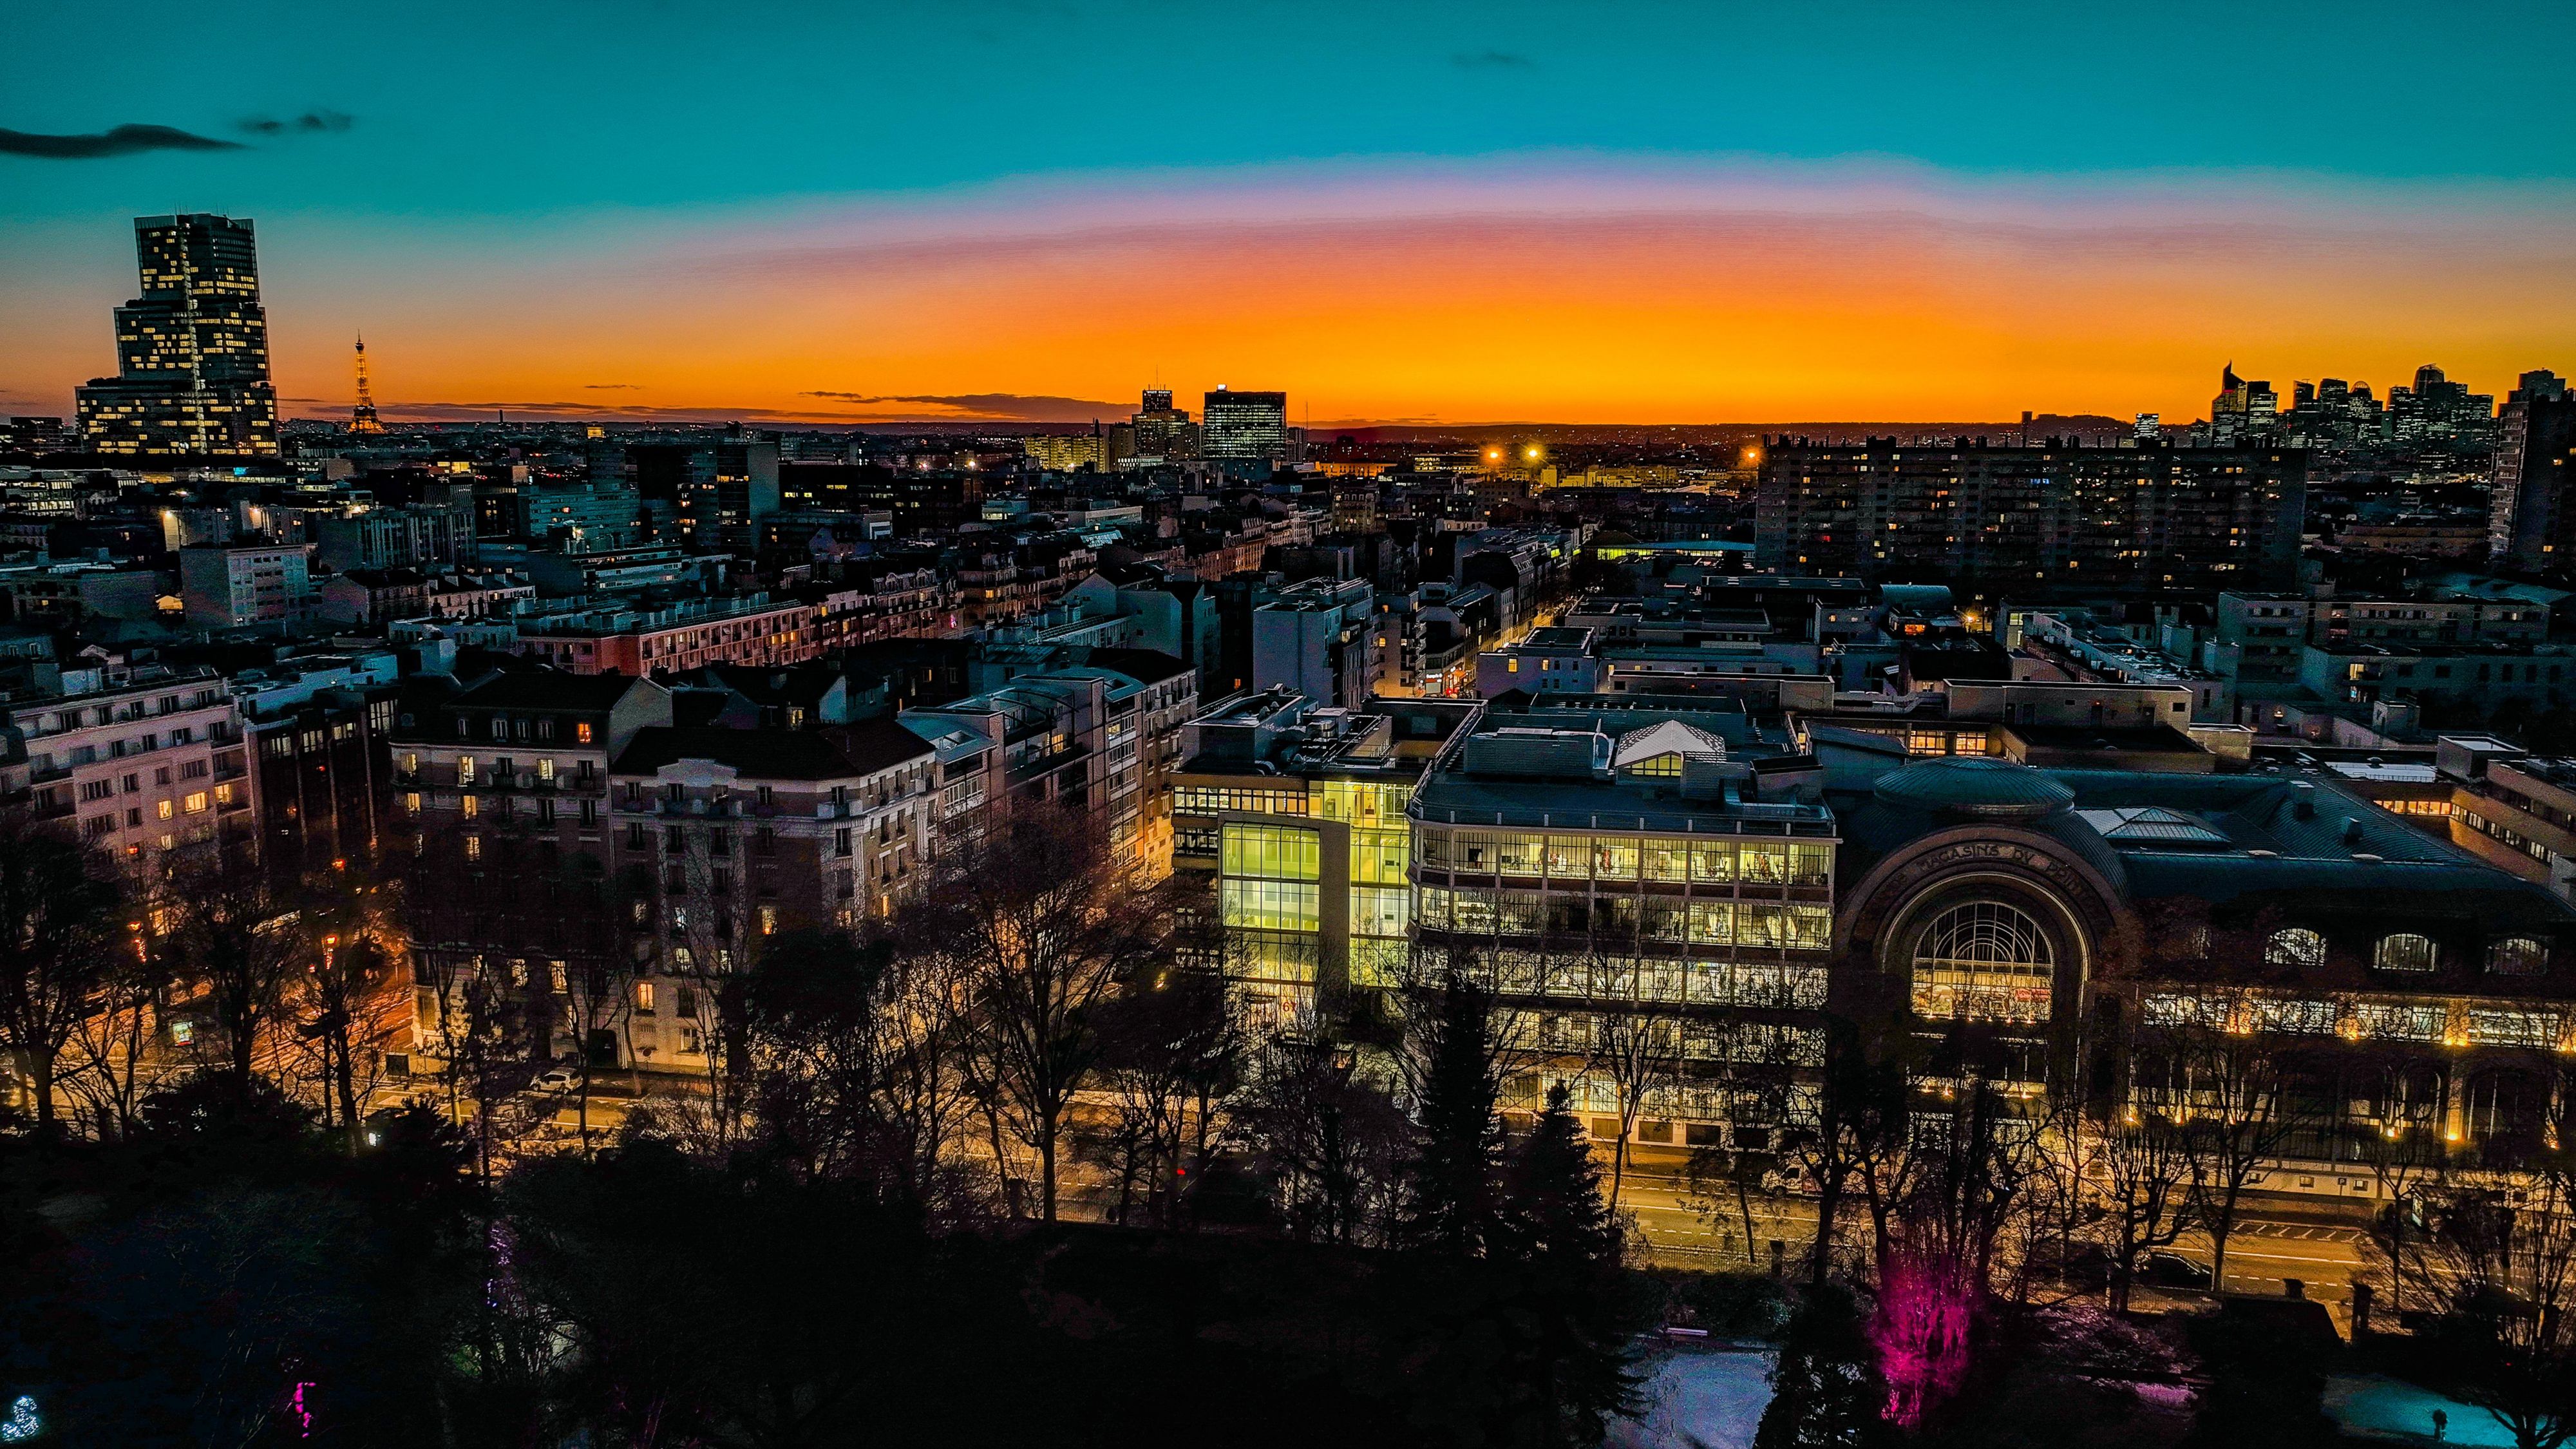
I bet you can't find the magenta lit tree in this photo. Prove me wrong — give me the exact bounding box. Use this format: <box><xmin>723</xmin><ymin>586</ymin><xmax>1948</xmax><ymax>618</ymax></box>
<box><xmin>1861</xmin><ymin>1070</ymin><xmax>2034</xmax><ymax>1430</ymax></box>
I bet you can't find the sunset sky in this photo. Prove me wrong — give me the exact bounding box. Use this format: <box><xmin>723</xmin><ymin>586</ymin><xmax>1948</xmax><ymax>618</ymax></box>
<box><xmin>6</xmin><ymin>1</ymin><xmax>2574</xmax><ymax>426</ymax></box>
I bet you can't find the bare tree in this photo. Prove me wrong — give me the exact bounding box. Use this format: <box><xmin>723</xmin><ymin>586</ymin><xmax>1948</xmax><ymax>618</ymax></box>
<box><xmin>158</xmin><ymin>846</ymin><xmax>303</xmax><ymax>1096</ymax></box>
<box><xmin>1078</xmin><ymin>963</ymin><xmax>1242</xmax><ymax>1227</ymax></box>
<box><xmin>2399</xmin><ymin>1141</ymin><xmax>2576</xmax><ymax>1449</ymax></box>
<box><xmin>2092</xmin><ymin>1093</ymin><xmax>2195</xmax><ymax>1309</ymax></box>
<box><xmin>0</xmin><ymin>806</ymin><xmax>127</xmax><ymax>1135</ymax></box>
<box><xmin>1779</xmin><ymin>1016</ymin><xmax>1908</xmax><ymax>1284</ymax></box>
<box><xmin>555</xmin><ymin>954</ymin><xmax>629</xmax><ymax>1152</ymax></box>
<box><xmin>1682</xmin><ymin>1003</ymin><xmax>1826</xmax><ymax>1273</ymax></box>
<box><xmin>290</xmin><ymin>862</ymin><xmax>411</xmax><ymax>1147</ymax></box>
<box><xmin>1570</xmin><ymin>938</ymin><xmax>1687</xmax><ymax>1214</ymax></box>
<box><xmin>60</xmin><ymin>931</ymin><xmax>165</xmax><ymax>1140</ymax></box>
<box><xmin>2175</xmin><ymin>1014</ymin><xmax>2302</xmax><ymax>1288</ymax></box>
<box><xmin>1227</xmin><ymin>1016</ymin><xmax>1412</xmax><ymax>1245</ymax></box>
<box><xmin>1862</xmin><ymin>1069</ymin><xmax>2040</xmax><ymax>1430</ymax></box>
<box><xmin>649</xmin><ymin>820</ymin><xmax>761</xmax><ymax>1152</ymax></box>
<box><xmin>911</xmin><ymin>806</ymin><xmax>1176</xmax><ymax>1220</ymax></box>
<box><xmin>2356</xmin><ymin>1057</ymin><xmax>2449</xmax><ymax>1318</ymax></box>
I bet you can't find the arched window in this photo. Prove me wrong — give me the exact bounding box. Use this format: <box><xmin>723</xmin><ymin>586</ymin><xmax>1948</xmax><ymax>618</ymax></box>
<box><xmin>2266</xmin><ymin>928</ymin><xmax>2327</xmax><ymax>970</ymax></box>
<box><xmin>2463</xmin><ymin>1069</ymin><xmax>2543</xmax><ymax>1145</ymax></box>
<box><xmin>2486</xmin><ymin>936</ymin><xmax>2548</xmax><ymax>976</ymax></box>
<box><xmin>2374</xmin><ymin>933</ymin><xmax>2439</xmax><ymax>972</ymax></box>
<box><xmin>1910</xmin><ymin>900</ymin><xmax>2055</xmax><ymax>1023</ymax></box>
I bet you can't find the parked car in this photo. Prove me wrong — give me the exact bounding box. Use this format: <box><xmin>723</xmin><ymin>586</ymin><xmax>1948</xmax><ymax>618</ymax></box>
<box><xmin>531</xmin><ymin>1067</ymin><xmax>582</xmax><ymax>1094</ymax></box>
<box><xmin>2141</xmin><ymin>1251</ymin><xmax>2213</xmax><ymax>1289</ymax></box>
<box><xmin>1759</xmin><ymin>1166</ymin><xmax>1821</xmax><ymax>1197</ymax></box>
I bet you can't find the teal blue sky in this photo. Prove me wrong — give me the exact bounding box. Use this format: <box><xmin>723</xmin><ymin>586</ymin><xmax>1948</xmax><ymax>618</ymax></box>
<box><xmin>8</xmin><ymin>2</ymin><xmax>2576</xmax><ymax>424</ymax></box>
<box><xmin>8</xmin><ymin>0</ymin><xmax>2575</xmax><ymax>221</ymax></box>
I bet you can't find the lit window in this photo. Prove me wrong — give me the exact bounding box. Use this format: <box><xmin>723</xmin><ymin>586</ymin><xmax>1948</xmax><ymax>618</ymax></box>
<box><xmin>2487</xmin><ymin>936</ymin><xmax>2548</xmax><ymax>976</ymax></box>
<box><xmin>1910</xmin><ymin>900</ymin><xmax>2054</xmax><ymax>1023</ymax></box>
<box><xmin>2266</xmin><ymin>928</ymin><xmax>2327</xmax><ymax>970</ymax></box>
<box><xmin>2374</xmin><ymin>933</ymin><xmax>2438</xmax><ymax>972</ymax></box>
<box><xmin>462</xmin><ymin>834</ymin><xmax>482</xmax><ymax>861</ymax></box>
<box><xmin>156</xmin><ymin>799</ymin><xmax>174</xmax><ymax>820</ymax></box>
<box><xmin>182</xmin><ymin>791</ymin><xmax>208</xmax><ymax>813</ymax></box>
<box><xmin>634</xmin><ymin>981</ymin><xmax>656</xmax><ymax>1012</ymax></box>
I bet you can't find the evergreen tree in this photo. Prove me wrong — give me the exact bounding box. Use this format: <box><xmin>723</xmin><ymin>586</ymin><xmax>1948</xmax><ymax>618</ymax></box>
<box><xmin>1400</xmin><ymin>972</ymin><xmax>1504</xmax><ymax>1254</ymax></box>
<box><xmin>1500</xmin><ymin>1081</ymin><xmax>1622</xmax><ymax>1267</ymax></box>
<box><xmin>1754</xmin><ymin>1283</ymin><xmax>1891</xmax><ymax>1449</ymax></box>
<box><xmin>1500</xmin><ymin>1081</ymin><xmax>1637</xmax><ymax>1448</ymax></box>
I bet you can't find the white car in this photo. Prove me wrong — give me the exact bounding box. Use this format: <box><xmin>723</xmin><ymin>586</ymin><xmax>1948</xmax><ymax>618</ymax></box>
<box><xmin>531</xmin><ymin>1068</ymin><xmax>582</xmax><ymax>1094</ymax></box>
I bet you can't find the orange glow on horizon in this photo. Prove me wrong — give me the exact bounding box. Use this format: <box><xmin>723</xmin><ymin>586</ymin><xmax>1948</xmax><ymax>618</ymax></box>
<box><xmin>10</xmin><ymin>164</ymin><xmax>2575</xmax><ymax>426</ymax></box>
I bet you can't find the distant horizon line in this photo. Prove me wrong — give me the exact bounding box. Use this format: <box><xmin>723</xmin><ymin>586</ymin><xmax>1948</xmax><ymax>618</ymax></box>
<box><xmin>271</xmin><ymin>410</ymin><xmax>2139</xmax><ymax>435</ymax></box>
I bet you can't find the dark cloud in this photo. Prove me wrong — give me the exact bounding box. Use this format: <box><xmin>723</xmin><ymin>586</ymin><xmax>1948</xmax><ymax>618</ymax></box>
<box><xmin>583</xmin><ymin>383</ymin><xmax>642</xmax><ymax>390</ymax></box>
<box><xmin>0</xmin><ymin>124</ymin><xmax>242</xmax><ymax>159</ymax></box>
<box><xmin>238</xmin><ymin>109</ymin><xmax>355</xmax><ymax>137</ymax></box>
<box><xmin>802</xmin><ymin>391</ymin><xmax>1132</xmax><ymax>421</ymax></box>
<box><xmin>346</xmin><ymin>391</ymin><xmax>1127</xmax><ymax>425</ymax></box>
<box><xmin>1450</xmin><ymin>49</ymin><xmax>1533</xmax><ymax>70</ymax></box>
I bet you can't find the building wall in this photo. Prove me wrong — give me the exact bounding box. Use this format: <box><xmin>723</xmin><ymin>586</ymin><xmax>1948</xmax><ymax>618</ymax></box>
<box><xmin>10</xmin><ymin>670</ymin><xmax>253</xmax><ymax>871</ymax></box>
<box><xmin>1754</xmin><ymin>440</ymin><xmax>2304</xmax><ymax>589</ymax></box>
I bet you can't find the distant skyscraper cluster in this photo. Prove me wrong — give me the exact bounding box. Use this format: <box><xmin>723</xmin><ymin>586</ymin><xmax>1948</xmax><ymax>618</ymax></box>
<box><xmin>74</xmin><ymin>214</ymin><xmax>280</xmax><ymax>457</ymax></box>
<box><xmin>2198</xmin><ymin>361</ymin><xmax>2497</xmax><ymax>450</ymax></box>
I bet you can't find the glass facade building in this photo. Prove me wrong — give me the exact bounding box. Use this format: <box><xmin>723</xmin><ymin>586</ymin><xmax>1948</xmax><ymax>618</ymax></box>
<box><xmin>1199</xmin><ymin>386</ymin><xmax>1287</xmax><ymax>462</ymax></box>
<box><xmin>75</xmin><ymin>214</ymin><xmax>280</xmax><ymax>457</ymax></box>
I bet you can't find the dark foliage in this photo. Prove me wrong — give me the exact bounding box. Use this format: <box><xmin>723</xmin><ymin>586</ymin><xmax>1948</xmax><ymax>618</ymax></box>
<box><xmin>1400</xmin><ymin>971</ymin><xmax>1506</xmax><ymax>1254</ymax></box>
<box><xmin>1754</xmin><ymin>1282</ymin><xmax>1891</xmax><ymax>1449</ymax></box>
<box><xmin>0</xmin><ymin>1073</ymin><xmax>473</xmax><ymax>1446</ymax></box>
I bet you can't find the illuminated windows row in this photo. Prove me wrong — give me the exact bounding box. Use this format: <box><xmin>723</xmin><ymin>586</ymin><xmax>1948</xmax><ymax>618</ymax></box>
<box><xmin>1421</xmin><ymin>886</ymin><xmax>1830</xmax><ymax>949</ymax></box>
<box><xmin>1423</xmin><ymin>829</ymin><xmax>1832</xmax><ymax>886</ymax></box>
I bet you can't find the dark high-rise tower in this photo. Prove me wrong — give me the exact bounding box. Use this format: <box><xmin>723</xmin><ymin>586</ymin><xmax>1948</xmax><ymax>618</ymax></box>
<box><xmin>1133</xmin><ymin>386</ymin><xmax>1194</xmax><ymax>461</ymax></box>
<box><xmin>2487</xmin><ymin>369</ymin><xmax>2576</xmax><ymax>574</ymax></box>
<box><xmin>74</xmin><ymin>214</ymin><xmax>281</xmax><ymax>457</ymax></box>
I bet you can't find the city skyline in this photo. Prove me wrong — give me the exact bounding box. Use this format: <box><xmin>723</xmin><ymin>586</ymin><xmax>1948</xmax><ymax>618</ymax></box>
<box><xmin>6</xmin><ymin>2</ymin><xmax>2576</xmax><ymax>426</ymax></box>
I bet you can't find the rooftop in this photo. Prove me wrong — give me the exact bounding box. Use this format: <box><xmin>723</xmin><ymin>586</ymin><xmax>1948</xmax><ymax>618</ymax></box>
<box><xmin>611</xmin><ymin>726</ymin><xmax>880</xmax><ymax>781</ymax></box>
<box><xmin>450</xmin><ymin>669</ymin><xmax>643</xmax><ymax>713</ymax></box>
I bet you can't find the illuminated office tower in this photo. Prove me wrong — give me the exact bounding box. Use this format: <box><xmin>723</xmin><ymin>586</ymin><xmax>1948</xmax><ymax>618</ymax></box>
<box><xmin>1133</xmin><ymin>386</ymin><xmax>1196</xmax><ymax>462</ymax></box>
<box><xmin>1200</xmin><ymin>386</ymin><xmax>1287</xmax><ymax>463</ymax></box>
<box><xmin>75</xmin><ymin>214</ymin><xmax>281</xmax><ymax>457</ymax></box>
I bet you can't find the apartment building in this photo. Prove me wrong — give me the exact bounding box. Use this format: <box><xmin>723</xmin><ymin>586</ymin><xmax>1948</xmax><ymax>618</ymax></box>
<box><xmin>1754</xmin><ymin>437</ymin><xmax>2304</xmax><ymax>589</ymax></box>
<box><xmin>513</xmin><ymin>593</ymin><xmax>820</xmax><ymax>676</ymax></box>
<box><xmin>178</xmin><ymin>538</ymin><xmax>312</xmax><ymax>630</ymax></box>
<box><xmin>895</xmin><ymin>650</ymin><xmax>1197</xmax><ymax>872</ymax></box>
<box><xmin>601</xmin><ymin>721</ymin><xmax>935</xmax><ymax>1070</ymax></box>
<box><xmin>0</xmin><ymin>663</ymin><xmax>252</xmax><ymax>871</ymax></box>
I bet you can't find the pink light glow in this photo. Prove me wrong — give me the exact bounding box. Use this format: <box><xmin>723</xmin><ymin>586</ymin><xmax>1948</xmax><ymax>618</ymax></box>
<box><xmin>1872</xmin><ymin>1250</ymin><xmax>1978</xmax><ymax>1429</ymax></box>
